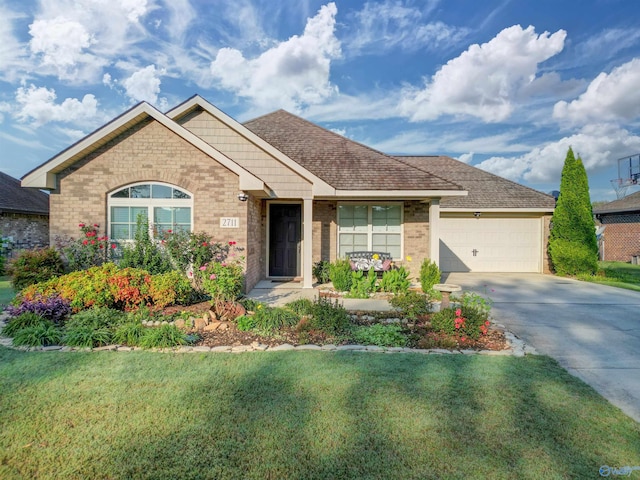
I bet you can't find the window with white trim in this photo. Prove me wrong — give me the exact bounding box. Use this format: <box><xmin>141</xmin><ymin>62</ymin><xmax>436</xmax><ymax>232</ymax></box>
<box><xmin>337</xmin><ymin>204</ymin><xmax>402</xmax><ymax>259</ymax></box>
<box><xmin>108</xmin><ymin>183</ymin><xmax>193</xmax><ymax>241</ymax></box>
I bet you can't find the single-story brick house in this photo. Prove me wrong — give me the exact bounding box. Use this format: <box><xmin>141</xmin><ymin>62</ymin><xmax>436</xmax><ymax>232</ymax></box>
<box><xmin>21</xmin><ymin>95</ymin><xmax>554</xmax><ymax>290</ymax></box>
<box><xmin>1</xmin><ymin>171</ymin><xmax>49</xmax><ymax>254</ymax></box>
<box><xmin>593</xmin><ymin>190</ymin><xmax>640</xmax><ymax>262</ymax></box>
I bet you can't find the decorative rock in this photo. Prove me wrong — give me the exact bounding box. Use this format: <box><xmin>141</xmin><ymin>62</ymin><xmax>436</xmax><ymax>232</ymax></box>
<box><xmin>41</xmin><ymin>345</ymin><xmax>63</xmax><ymax>351</ymax></box>
<box><xmin>175</xmin><ymin>346</ymin><xmax>193</xmax><ymax>353</ymax></box>
<box><xmin>269</xmin><ymin>343</ymin><xmax>295</xmax><ymax>351</ymax></box>
<box><xmin>203</xmin><ymin>313</ymin><xmax>211</xmax><ymax>325</ymax></box>
<box><xmin>365</xmin><ymin>345</ymin><xmax>385</xmax><ymax>352</ymax></box>
<box><xmin>192</xmin><ymin>346</ymin><xmax>212</xmax><ymax>352</ymax></box>
<box><xmin>211</xmin><ymin>346</ymin><xmax>232</xmax><ymax>352</ymax></box>
<box><xmin>194</xmin><ymin>316</ymin><xmax>207</xmax><ymax>331</ymax></box>
<box><xmin>385</xmin><ymin>347</ymin><xmax>407</xmax><ymax>353</ymax></box>
<box><xmin>208</xmin><ymin>310</ymin><xmax>217</xmax><ymax>322</ymax></box>
<box><xmin>161</xmin><ymin>321</ymin><xmax>169</xmax><ymax>326</ymax></box>
<box><xmin>321</xmin><ymin>344</ymin><xmax>337</xmax><ymax>351</ymax></box>
<box><xmin>116</xmin><ymin>346</ymin><xmax>133</xmax><ymax>352</ymax></box>
<box><xmin>231</xmin><ymin>345</ymin><xmax>253</xmax><ymax>353</ymax></box>
<box><xmin>174</xmin><ymin>319</ymin><xmax>186</xmax><ymax>329</ymax></box>
<box><xmin>204</xmin><ymin>321</ymin><xmax>221</xmax><ymax>332</ymax></box>
<box><xmin>0</xmin><ymin>338</ymin><xmax>13</xmax><ymax>347</ymax></box>
<box><xmin>218</xmin><ymin>322</ymin><xmax>229</xmax><ymax>331</ymax></box>
<box><xmin>336</xmin><ymin>344</ymin><xmax>366</xmax><ymax>351</ymax></box>
<box><xmin>460</xmin><ymin>349</ymin><xmax>476</xmax><ymax>355</ymax></box>
<box><xmin>93</xmin><ymin>345</ymin><xmax>117</xmax><ymax>351</ymax></box>
<box><xmin>295</xmin><ymin>344</ymin><xmax>322</xmax><ymax>350</ymax></box>
<box><xmin>430</xmin><ymin>349</ymin><xmax>452</xmax><ymax>354</ymax></box>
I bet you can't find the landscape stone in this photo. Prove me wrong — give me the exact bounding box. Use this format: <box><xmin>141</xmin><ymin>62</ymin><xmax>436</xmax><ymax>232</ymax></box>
<box><xmin>295</xmin><ymin>344</ymin><xmax>322</xmax><ymax>350</ymax></box>
<box><xmin>211</xmin><ymin>346</ymin><xmax>232</xmax><ymax>352</ymax></box>
<box><xmin>270</xmin><ymin>343</ymin><xmax>295</xmax><ymax>351</ymax></box>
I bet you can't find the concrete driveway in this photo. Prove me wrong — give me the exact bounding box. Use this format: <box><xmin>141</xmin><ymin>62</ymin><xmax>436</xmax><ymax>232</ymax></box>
<box><xmin>444</xmin><ymin>272</ymin><xmax>640</xmax><ymax>423</ymax></box>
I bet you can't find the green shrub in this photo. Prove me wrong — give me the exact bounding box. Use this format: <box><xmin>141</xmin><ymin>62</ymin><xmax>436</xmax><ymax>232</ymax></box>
<box><xmin>284</xmin><ymin>298</ymin><xmax>314</xmax><ymax>316</ymax></box>
<box><xmin>12</xmin><ymin>323</ymin><xmax>62</xmax><ymax>347</ymax></box>
<box><xmin>329</xmin><ymin>259</ymin><xmax>353</xmax><ymax>291</ymax></box>
<box><xmin>549</xmin><ymin>239</ymin><xmax>598</xmax><ymax>276</ymax></box>
<box><xmin>112</xmin><ymin>321</ymin><xmax>146</xmax><ymax>346</ymax></box>
<box><xmin>347</xmin><ymin>269</ymin><xmax>378</xmax><ymax>298</ymax></box>
<box><xmin>138</xmin><ymin>324</ymin><xmax>188</xmax><ymax>349</ymax></box>
<box><xmin>149</xmin><ymin>270</ymin><xmax>194</xmax><ymax>308</ymax></box>
<box><xmin>312</xmin><ymin>260</ymin><xmax>331</xmax><ymax>284</ymax></box>
<box><xmin>429</xmin><ymin>308</ymin><xmax>457</xmax><ymax>336</ymax></box>
<box><xmin>389</xmin><ymin>291</ymin><xmax>431</xmax><ymax>320</ymax></box>
<box><xmin>236</xmin><ymin>315</ymin><xmax>256</xmax><ymax>332</ymax></box>
<box><xmin>119</xmin><ymin>215</ymin><xmax>172</xmax><ymax>274</ymax></box>
<box><xmin>63</xmin><ymin>324</ymin><xmax>112</xmax><ymax>348</ymax></box>
<box><xmin>253</xmin><ymin>306</ymin><xmax>300</xmax><ymax>333</ymax></box>
<box><xmin>201</xmin><ymin>262</ymin><xmax>244</xmax><ymax>304</ymax></box>
<box><xmin>238</xmin><ymin>298</ymin><xmax>263</xmax><ymax>312</ymax></box>
<box><xmin>2</xmin><ymin>312</ymin><xmax>50</xmax><ymax>338</ymax></box>
<box><xmin>351</xmin><ymin>323</ymin><xmax>407</xmax><ymax>347</ymax></box>
<box><xmin>379</xmin><ymin>266</ymin><xmax>410</xmax><ymax>294</ymax></box>
<box><xmin>8</xmin><ymin>248</ymin><xmax>64</xmax><ymax>290</ymax></box>
<box><xmin>459</xmin><ymin>292</ymin><xmax>493</xmax><ymax>319</ymax></box>
<box><xmin>236</xmin><ymin>315</ymin><xmax>257</xmax><ymax>331</ymax></box>
<box><xmin>66</xmin><ymin>307</ymin><xmax>127</xmax><ymax>330</ymax></box>
<box><xmin>420</xmin><ymin>259</ymin><xmax>441</xmax><ymax>293</ymax></box>
<box><xmin>309</xmin><ymin>297</ymin><xmax>351</xmax><ymax>335</ymax></box>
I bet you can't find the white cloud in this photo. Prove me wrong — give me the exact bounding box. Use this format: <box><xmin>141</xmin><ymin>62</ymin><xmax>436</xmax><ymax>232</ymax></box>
<box><xmin>27</xmin><ymin>0</ymin><xmax>151</xmax><ymax>83</ymax></box>
<box><xmin>122</xmin><ymin>65</ymin><xmax>164</xmax><ymax>104</ymax></box>
<box><xmin>209</xmin><ymin>2</ymin><xmax>341</xmax><ymax>111</ymax></box>
<box><xmin>475</xmin><ymin>123</ymin><xmax>640</xmax><ymax>184</ymax></box>
<box><xmin>345</xmin><ymin>0</ymin><xmax>469</xmax><ymax>55</ymax></box>
<box><xmin>0</xmin><ymin>5</ymin><xmax>29</xmax><ymax>82</ymax></box>
<box><xmin>400</xmin><ymin>25</ymin><xmax>566</xmax><ymax>122</ymax></box>
<box><xmin>29</xmin><ymin>16</ymin><xmax>98</xmax><ymax>80</ymax></box>
<box><xmin>553</xmin><ymin>58</ymin><xmax>640</xmax><ymax>124</ymax></box>
<box><xmin>457</xmin><ymin>152</ymin><xmax>474</xmax><ymax>164</ymax></box>
<box><xmin>14</xmin><ymin>84</ymin><xmax>99</xmax><ymax>127</ymax></box>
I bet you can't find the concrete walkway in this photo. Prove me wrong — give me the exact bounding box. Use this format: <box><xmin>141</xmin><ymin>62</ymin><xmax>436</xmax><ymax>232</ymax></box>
<box><xmin>444</xmin><ymin>272</ymin><xmax>640</xmax><ymax>423</ymax></box>
<box><xmin>246</xmin><ymin>280</ymin><xmax>394</xmax><ymax>311</ymax></box>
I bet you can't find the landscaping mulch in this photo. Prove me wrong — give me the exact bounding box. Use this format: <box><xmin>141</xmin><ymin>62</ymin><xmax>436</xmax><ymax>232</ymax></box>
<box><xmin>163</xmin><ymin>301</ymin><xmax>509</xmax><ymax>351</ymax></box>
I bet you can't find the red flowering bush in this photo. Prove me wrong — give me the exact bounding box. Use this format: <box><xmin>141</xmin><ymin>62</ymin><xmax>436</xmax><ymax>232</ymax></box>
<box><xmin>59</xmin><ymin>222</ymin><xmax>116</xmax><ymax>271</ymax></box>
<box><xmin>430</xmin><ymin>293</ymin><xmax>492</xmax><ymax>340</ymax></box>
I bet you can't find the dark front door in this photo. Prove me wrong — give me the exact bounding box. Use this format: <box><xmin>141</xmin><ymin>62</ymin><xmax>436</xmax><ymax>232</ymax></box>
<box><xmin>269</xmin><ymin>204</ymin><xmax>301</xmax><ymax>277</ymax></box>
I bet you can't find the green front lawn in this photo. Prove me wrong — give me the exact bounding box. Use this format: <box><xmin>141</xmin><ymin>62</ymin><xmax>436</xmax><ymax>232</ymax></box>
<box><xmin>0</xmin><ymin>276</ymin><xmax>14</xmax><ymax>307</ymax></box>
<box><xmin>0</xmin><ymin>349</ymin><xmax>638</xmax><ymax>479</ymax></box>
<box><xmin>578</xmin><ymin>261</ymin><xmax>640</xmax><ymax>291</ymax></box>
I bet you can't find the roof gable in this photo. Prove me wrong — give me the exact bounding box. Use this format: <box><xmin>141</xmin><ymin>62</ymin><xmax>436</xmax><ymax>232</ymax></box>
<box><xmin>594</xmin><ymin>190</ymin><xmax>640</xmax><ymax>215</ymax></box>
<box><xmin>21</xmin><ymin>101</ymin><xmax>266</xmax><ymax>193</ymax></box>
<box><xmin>0</xmin><ymin>171</ymin><xmax>49</xmax><ymax>215</ymax></box>
<box><xmin>397</xmin><ymin>156</ymin><xmax>555</xmax><ymax>210</ymax></box>
<box><xmin>244</xmin><ymin>110</ymin><xmax>464</xmax><ymax>193</ymax></box>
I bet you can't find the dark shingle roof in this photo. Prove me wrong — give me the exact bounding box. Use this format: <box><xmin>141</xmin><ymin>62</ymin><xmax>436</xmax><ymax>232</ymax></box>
<box><xmin>593</xmin><ymin>190</ymin><xmax>640</xmax><ymax>215</ymax></box>
<box><xmin>0</xmin><ymin>171</ymin><xmax>49</xmax><ymax>215</ymax></box>
<box><xmin>244</xmin><ymin>110</ymin><xmax>463</xmax><ymax>192</ymax></box>
<box><xmin>396</xmin><ymin>156</ymin><xmax>556</xmax><ymax>209</ymax></box>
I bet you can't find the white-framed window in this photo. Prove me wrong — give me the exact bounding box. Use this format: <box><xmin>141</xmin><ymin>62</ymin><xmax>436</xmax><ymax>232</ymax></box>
<box><xmin>108</xmin><ymin>182</ymin><xmax>193</xmax><ymax>241</ymax></box>
<box><xmin>337</xmin><ymin>203</ymin><xmax>403</xmax><ymax>259</ymax></box>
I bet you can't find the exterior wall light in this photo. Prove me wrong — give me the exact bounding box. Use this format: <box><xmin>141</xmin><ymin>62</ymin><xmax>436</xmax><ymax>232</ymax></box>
<box><xmin>473</xmin><ymin>212</ymin><xmax>481</xmax><ymax>218</ymax></box>
<box><xmin>237</xmin><ymin>192</ymin><xmax>249</xmax><ymax>202</ymax></box>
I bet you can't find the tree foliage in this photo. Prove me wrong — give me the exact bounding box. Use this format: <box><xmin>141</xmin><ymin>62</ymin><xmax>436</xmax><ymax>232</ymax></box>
<box><xmin>548</xmin><ymin>147</ymin><xmax>598</xmax><ymax>275</ymax></box>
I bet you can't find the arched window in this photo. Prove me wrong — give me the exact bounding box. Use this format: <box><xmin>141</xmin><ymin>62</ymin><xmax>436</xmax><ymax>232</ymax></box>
<box><xmin>108</xmin><ymin>182</ymin><xmax>193</xmax><ymax>240</ymax></box>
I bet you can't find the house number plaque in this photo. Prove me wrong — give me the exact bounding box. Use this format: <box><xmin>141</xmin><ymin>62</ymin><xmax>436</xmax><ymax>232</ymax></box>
<box><xmin>220</xmin><ymin>217</ymin><xmax>239</xmax><ymax>228</ymax></box>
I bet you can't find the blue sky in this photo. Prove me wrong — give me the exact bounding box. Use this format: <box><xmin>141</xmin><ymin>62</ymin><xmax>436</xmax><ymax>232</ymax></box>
<box><xmin>1</xmin><ymin>0</ymin><xmax>640</xmax><ymax>200</ymax></box>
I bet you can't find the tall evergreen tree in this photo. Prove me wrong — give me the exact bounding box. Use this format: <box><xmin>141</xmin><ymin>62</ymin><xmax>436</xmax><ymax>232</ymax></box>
<box><xmin>548</xmin><ymin>147</ymin><xmax>598</xmax><ymax>275</ymax></box>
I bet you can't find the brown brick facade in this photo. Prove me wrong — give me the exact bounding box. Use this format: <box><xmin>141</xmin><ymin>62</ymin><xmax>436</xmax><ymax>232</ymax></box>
<box><xmin>600</xmin><ymin>214</ymin><xmax>640</xmax><ymax>262</ymax></box>
<box><xmin>402</xmin><ymin>201</ymin><xmax>430</xmax><ymax>278</ymax></box>
<box><xmin>312</xmin><ymin>200</ymin><xmax>337</xmax><ymax>262</ymax></box>
<box><xmin>49</xmin><ymin>119</ymin><xmax>265</xmax><ymax>291</ymax></box>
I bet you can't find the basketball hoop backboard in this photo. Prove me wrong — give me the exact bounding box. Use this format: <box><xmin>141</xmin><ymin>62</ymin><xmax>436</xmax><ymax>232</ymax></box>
<box><xmin>611</xmin><ymin>154</ymin><xmax>640</xmax><ymax>198</ymax></box>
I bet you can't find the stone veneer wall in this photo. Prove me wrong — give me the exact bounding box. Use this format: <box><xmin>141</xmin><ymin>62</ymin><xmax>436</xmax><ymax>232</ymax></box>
<box><xmin>0</xmin><ymin>213</ymin><xmax>50</xmax><ymax>253</ymax></box>
<box><xmin>50</xmin><ymin>119</ymin><xmax>254</xmax><ymax>288</ymax></box>
<box><xmin>600</xmin><ymin>214</ymin><xmax>640</xmax><ymax>262</ymax></box>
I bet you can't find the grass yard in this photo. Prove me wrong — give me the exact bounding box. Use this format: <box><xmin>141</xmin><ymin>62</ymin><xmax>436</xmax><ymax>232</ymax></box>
<box><xmin>0</xmin><ymin>349</ymin><xmax>638</xmax><ymax>479</ymax></box>
<box><xmin>0</xmin><ymin>276</ymin><xmax>14</xmax><ymax>307</ymax></box>
<box><xmin>579</xmin><ymin>261</ymin><xmax>640</xmax><ymax>292</ymax></box>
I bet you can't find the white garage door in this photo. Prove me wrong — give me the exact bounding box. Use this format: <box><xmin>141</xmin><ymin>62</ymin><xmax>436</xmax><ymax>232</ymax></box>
<box><xmin>439</xmin><ymin>217</ymin><xmax>542</xmax><ymax>272</ymax></box>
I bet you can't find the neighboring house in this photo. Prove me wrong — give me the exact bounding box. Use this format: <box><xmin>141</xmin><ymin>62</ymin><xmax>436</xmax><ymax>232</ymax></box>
<box><xmin>22</xmin><ymin>95</ymin><xmax>555</xmax><ymax>291</ymax></box>
<box><xmin>0</xmin><ymin>171</ymin><xmax>49</xmax><ymax>254</ymax></box>
<box><xmin>593</xmin><ymin>190</ymin><xmax>640</xmax><ymax>262</ymax></box>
